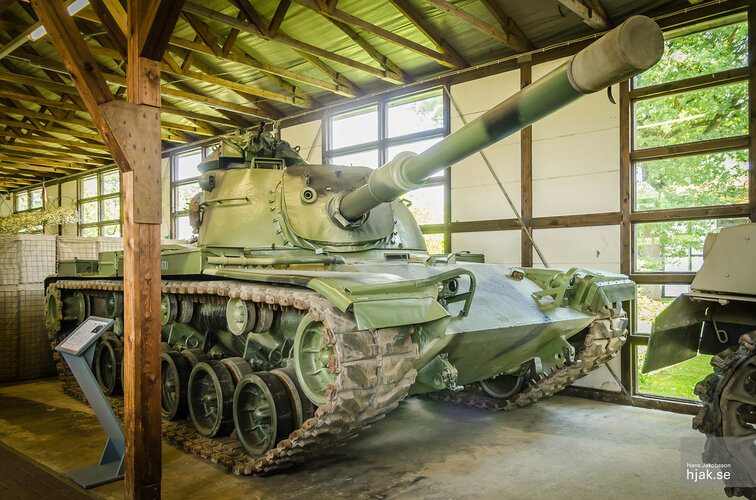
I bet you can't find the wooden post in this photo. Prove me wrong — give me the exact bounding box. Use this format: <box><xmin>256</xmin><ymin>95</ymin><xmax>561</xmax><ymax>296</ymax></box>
<box><xmin>520</xmin><ymin>62</ymin><xmax>533</xmax><ymax>267</ymax></box>
<box><xmin>30</xmin><ymin>2</ymin><xmax>184</xmax><ymax>498</ymax></box>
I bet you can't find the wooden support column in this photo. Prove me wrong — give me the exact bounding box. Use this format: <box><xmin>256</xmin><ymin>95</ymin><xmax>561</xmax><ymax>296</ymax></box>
<box><xmin>520</xmin><ymin>62</ymin><xmax>533</xmax><ymax>267</ymax></box>
<box><xmin>749</xmin><ymin>4</ymin><xmax>756</xmax><ymax>222</ymax></box>
<box><xmin>31</xmin><ymin>1</ymin><xmax>183</xmax><ymax>499</ymax></box>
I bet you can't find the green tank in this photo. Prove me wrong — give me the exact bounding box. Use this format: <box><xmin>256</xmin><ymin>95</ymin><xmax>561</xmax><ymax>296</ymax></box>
<box><xmin>46</xmin><ymin>16</ymin><xmax>662</xmax><ymax>474</ymax></box>
<box><xmin>643</xmin><ymin>222</ymin><xmax>756</xmax><ymax>499</ymax></box>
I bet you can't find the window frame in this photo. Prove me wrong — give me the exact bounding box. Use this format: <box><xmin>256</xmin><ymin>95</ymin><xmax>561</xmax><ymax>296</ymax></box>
<box><xmin>622</xmin><ymin>12</ymin><xmax>752</xmax><ymax>406</ymax></box>
<box><xmin>170</xmin><ymin>147</ymin><xmax>205</xmax><ymax>240</ymax></box>
<box><xmin>323</xmin><ymin>87</ymin><xmax>449</xmax><ymax>250</ymax></box>
<box><xmin>78</xmin><ymin>169</ymin><xmax>122</xmax><ymax>237</ymax></box>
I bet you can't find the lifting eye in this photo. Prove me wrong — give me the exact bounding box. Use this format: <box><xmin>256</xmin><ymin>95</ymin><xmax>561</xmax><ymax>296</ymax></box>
<box><xmin>300</xmin><ymin>187</ymin><xmax>317</xmax><ymax>204</ymax></box>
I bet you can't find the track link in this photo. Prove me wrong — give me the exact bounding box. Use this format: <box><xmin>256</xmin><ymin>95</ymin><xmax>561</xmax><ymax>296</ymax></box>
<box><xmin>425</xmin><ymin>308</ymin><xmax>628</xmax><ymax>411</ymax></box>
<box><xmin>47</xmin><ymin>279</ymin><xmax>419</xmax><ymax>475</ymax></box>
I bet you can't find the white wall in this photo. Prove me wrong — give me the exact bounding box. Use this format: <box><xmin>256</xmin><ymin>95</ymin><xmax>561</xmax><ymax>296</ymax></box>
<box><xmin>448</xmin><ymin>60</ymin><xmax>623</xmax><ymax>391</ymax></box>
<box><xmin>43</xmin><ymin>183</ymin><xmax>59</xmax><ymax>235</ymax></box>
<box><xmin>280</xmin><ymin>120</ymin><xmax>323</xmax><ymax>163</ymax></box>
<box><xmin>0</xmin><ymin>194</ymin><xmax>11</xmax><ymax>217</ymax></box>
<box><xmin>449</xmin><ymin>71</ymin><xmax>521</xmax><ymax>223</ymax></box>
<box><xmin>59</xmin><ymin>180</ymin><xmax>77</xmax><ymax>236</ymax></box>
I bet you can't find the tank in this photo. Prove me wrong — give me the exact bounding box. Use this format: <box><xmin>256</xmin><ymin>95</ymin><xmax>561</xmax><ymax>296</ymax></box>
<box><xmin>45</xmin><ymin>16</ymin><xmax>662</xmax><ymax>475</ymax></box>
<box><xmin>643</xmin><ymin>223</ymin><xmax>756</xmax><ymax>499</ymax></box>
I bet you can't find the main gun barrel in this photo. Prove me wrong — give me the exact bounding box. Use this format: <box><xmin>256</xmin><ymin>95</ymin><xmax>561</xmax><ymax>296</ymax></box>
<box><xmin>334</xmin><ymin>15</ymin><xmax>663</xmax><ymax>225</ymax></box>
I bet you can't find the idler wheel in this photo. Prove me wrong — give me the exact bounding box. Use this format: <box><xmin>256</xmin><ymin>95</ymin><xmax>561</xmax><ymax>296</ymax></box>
<box><xmin>160</xmin><ymin>341</ymin><xmax>171</xmax><ymax>353</ymax></box>
<box><xmin>105</xmin><ymin>291</ymin><xmax>123</xmax><ymax>318</ymax></box>
<box><xmin>293</xmin><ymin>315</ymin><xmax>334</xmax><ymax>406</ymax></box>
<box><xmin>225</xmin><ymin>298</ymin><xmax>256</xmax><ymax>336</ymax></box>
<box><xmin>161</xmin><ymin>351</ymin><xmax>191</xmax><ymax>420</ymax></box>
<box><xmin>271</xmin><ymin>367</ymin><xmax>316</xmax><ymax>428</ymax></box>
<box><xmin>181</xmin><ymin>348</ymin><xmax>208</xmax><ymax>367</ymax></box>
<box><xmin>233</xmin><ymin>372</ymin><xmax>294</xmax><ymax>457</ymax></box>
<box><xmin>220</xmin><ymin>357</ymin><xmax>254</xmax><ymax>384</ymax></box>
<box><xmin>188</xmin><ymin>361</ymin><xmax>235</xmax><ymax>437</ymax></box>
<box><xmin>161</xmin><ymin>294</ymin><xmax>178</xmax><ymax>325</ymax></box>
<box><xmin>94</xmin><ymin>337</ymin><xmax>123</xmax><ymax>396</ymax></box>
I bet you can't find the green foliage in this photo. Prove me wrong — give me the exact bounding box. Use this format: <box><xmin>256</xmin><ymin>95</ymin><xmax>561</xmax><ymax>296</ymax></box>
<box><xmin>636</xmin><ymin>345</ymin><xmax>713</xmax><ymax>399</ymax></box>
<box><xmin>636</xmin><ymin>21</ymin><xmax>748</xmax><ymax>87</ymax></box>
<box><xmin>636</xmin><ymin>150</ymin><xmax>748</xmax><ymax>211</ymax></box>
<box><xmin>632</xmin><ymin>21</ymin><xmax>750</xmax><ymax>273</ymax></box>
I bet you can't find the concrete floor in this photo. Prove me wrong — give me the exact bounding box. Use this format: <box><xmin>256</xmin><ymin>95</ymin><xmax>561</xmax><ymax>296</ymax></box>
<box><xmin>0</xmin><ymin>378</ymin><xmax>724</xmax><ymax>500</ymax></box>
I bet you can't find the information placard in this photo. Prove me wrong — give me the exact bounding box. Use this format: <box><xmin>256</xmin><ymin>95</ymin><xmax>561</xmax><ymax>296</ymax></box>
<box><xmin>56</xmin><ymin>316</ymin><xmax>114</xmax><ymax>356</ymax></box>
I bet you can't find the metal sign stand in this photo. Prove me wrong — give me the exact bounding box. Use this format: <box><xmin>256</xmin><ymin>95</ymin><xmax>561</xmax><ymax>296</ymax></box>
<box><xmin>55</xmin><ymin>316</ymin><xmax>124</xmax><ymax>489</ymax></box>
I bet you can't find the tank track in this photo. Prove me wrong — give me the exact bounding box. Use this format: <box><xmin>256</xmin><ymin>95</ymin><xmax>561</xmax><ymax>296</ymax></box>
<box><xmin>693</xmin><ymin>331</ymin><xmax>756</xmax><ymax>500</ymax></box>
<box><xmin>425</xmin><ymin>308</ymin><xmax>628</xmax><ymax>411</ymax></box>
<box><xmin>47</xmin><ymin>279</ymin><xmax>419</xmax><ymax>475</ymax></box>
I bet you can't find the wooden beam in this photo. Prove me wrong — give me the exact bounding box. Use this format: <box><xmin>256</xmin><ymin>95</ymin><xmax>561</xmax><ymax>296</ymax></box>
<box><xmin>0</xmin><ymin>129</ymin><xmax>109</xmax><ymax>151</ymax></box>
<box><xmin>121</xmin><ymin>0</ymin><xmax>178</xmax><ymax>497</ymax></box>
<box><xmin>325</xmin><ymin>17</ymin><xmax>411</xmax><ymax>84</ymax></box>
<box><xmin>0</xmin><ymin>161</ymin><xmax>73</xmax><ymax>175</ymax></box>
<box><xmin>1</xmin><ymin>52</ymin><xmax>276</xmax><ymax>120</ymax></box>
<box><xmin>29</xmin><ymin>0</ymin><xmax>131</xmax><ymax>170</ymax></box>
<box><xmin>167</xmin><ymin>36</ymin><xmax>355</xmax><ymax>97</ymax></box>
<box><xmin>479</xmin><ymin>0</ymin><xmax>533</xmax><ymax>50</ymax></box>
<box><xmin>388</xmin><ymin>0</ymin><xmax>466</xmax><ymax>68</ymax></box>
<box><xmin>137</xmin><ymin>0</ymin><xmax>186</xmax><ymax>60</ymax></box>
<box><xmin>0</xmin><ymin>0</ymin><xmax>80</xmax><ymax>59</ymax></box>
<box><xmin>268</xmin><ymin>0</ymin><xmax>290</xmax><ymax>36</ymax></box>
<box><xmin>0</xmin><ymin>144</ymin><xmax>102</xmax><ymax>165</ymax></box>
<box><xmin>558</xmin><ymin>0</ymin><xmax>611</xmax><ymax>30</ymax></box>
<box><xmin>422</xmin><ymin>0</ymin><xmax>530</xmax><ymax>52</ymax></box>
<box><xmin>182</xmin><ymin>2</ymin><xmax>409</xmax><ymax>82</ymax></box>
<box><xmin>520</xmin><ymin>63</ymin><xmax>533</xmax><ymax>267</ymax></box>
<box><xmin>289</xmin><ymin>0</ymin><xmax>465</xmax><ymax>68</ymax></box>
<box><xmin>0</xmin><ymin>153</ymin><xmax>85</xmax><ymax>170</ymax></box>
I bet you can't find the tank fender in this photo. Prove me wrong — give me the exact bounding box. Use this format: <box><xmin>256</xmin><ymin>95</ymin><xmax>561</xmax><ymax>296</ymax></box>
<box><xmin>643</xmin><ymin>295</ymin><xmax>707</xmax><ymax>373</ymax></box>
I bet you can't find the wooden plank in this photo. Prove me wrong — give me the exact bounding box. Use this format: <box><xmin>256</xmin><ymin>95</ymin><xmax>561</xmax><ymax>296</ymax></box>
<box><xmin>629</xmin><ymin>273</ymin><xmax>696</xmax><ymax>284</ymax></box>
<box><xmin>520</xmin><ymin>63</ymin><xmax>533</xmax><ymax>267</ymax></box>
<box><xmin>629</xmin><ymin>204</ymin><xmax>751</xmax><ymax>223</ymax></box>
<box><xmin>422</xmin><ymin>0</ymin><xmax>530</xmax><ymax>52</ymax></box>
<box><xmin>29</xmin><ymin>0</ymin><xmax>131</xmax><ymax>171</ymax></box>
<box><xmin>619</xmin><ymin>80</ymin><xmax>631</xmax><ymax>276</ymax></box>
<box><xmin>630</xmin><ymin>136</ymin><xmax>750</xmax><ymax>162</ymax></box>
<box><xmin>630</xmin><ymin>67</ymin><xmax>750</xmax><ymax>100</ymax></box>
<box><xmin>750</xmin><ymin>4</ymin><xmax>755</xmax><ymax>222</ymax></box>
<box><xmin>557</xmin><ymin>0</ymin><xmax>611</xmax><ymax>30</ymax></box>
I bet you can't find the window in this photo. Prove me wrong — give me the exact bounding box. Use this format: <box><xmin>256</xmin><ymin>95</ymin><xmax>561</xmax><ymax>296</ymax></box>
<box><xmin>171</xmin><ymin>149</ymin><xmax>204</xmax><ymax>240</ymax></box>
<box><xmin>78</xmin><ymin>170</ymin><xmax>121</xmax><ymax>237</ymax></box>
<box><xmin>628</xmin><ymin>16</ymin><xmax>750</xmax><ymax>401</ymax></box>
<box><xmin>12</xmin><ymin>187</ymin><xmax>44</xmax><ymax>233</ymax></box>
<box><xmin>325</xmin><ymin>89</ymin><xmax>447</xmax><ymax>252</ymax></box>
